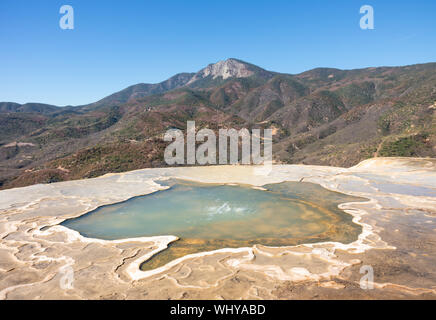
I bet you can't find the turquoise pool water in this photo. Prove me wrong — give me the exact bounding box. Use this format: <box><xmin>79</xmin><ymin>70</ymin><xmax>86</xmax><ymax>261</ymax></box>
<box><xmin>61</xmin><ymin>179</ymin><xmax>364</xmax><ymax>270</ymax></box>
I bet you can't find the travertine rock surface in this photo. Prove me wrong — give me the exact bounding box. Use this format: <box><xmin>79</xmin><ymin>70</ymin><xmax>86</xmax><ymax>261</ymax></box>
<box><xmin>0</xmin><ymin>158</ymin><xmax>435</xmax><ymax>299</ymax></box>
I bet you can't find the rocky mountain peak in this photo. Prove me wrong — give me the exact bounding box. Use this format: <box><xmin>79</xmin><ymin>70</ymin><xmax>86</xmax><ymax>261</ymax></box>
<box><xmin>186</xmin><ymin>58</ymin><xmax>255</xmax><ymax>85</ymax></box>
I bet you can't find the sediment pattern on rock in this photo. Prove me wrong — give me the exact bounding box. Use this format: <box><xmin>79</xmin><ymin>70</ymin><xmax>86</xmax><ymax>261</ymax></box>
<box><xmin>0</xmin><ymin>158</ymin><xmax>435</xmax><ymax>299</ymax></box>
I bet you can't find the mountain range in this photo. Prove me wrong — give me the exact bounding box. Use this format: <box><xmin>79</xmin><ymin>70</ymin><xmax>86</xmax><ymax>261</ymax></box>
<box><xmin>1</xmin><ymin>58</ymin><xmax>435</xmax><ymax>189</ymax></box>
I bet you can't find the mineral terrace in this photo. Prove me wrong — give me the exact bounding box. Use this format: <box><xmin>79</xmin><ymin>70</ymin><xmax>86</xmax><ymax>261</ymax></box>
<box><xmin>0</xmin><ymin>157</ymin><xmax>435</xmax><ymax>299</ymax></box>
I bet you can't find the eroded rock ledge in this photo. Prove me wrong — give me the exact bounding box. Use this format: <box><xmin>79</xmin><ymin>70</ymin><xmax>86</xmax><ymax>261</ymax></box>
<box><xmin>0</xmin><ymin>158</ymin><xmax>435</xmax><ymax>299</ymax></box>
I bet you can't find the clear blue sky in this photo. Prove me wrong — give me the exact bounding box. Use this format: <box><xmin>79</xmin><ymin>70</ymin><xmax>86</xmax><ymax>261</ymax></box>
<box><xmin>1</xmin><ymin>0</ymin><xmax>435</xmax><ymax>106</ymax></box>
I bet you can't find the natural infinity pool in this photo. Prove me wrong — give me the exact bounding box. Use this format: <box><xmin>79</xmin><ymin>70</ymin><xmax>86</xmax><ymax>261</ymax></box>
<box><xmin>62</xmin><ymin>180</ymin><xmax>364</xmax><ymax>271</ymax></box>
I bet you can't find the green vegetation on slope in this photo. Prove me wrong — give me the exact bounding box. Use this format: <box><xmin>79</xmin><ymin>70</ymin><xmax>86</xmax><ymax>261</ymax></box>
<box><xmin>1</xmin><ymin>61</ymin><xmax>435</xmax><ymax>189</ymax></box>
